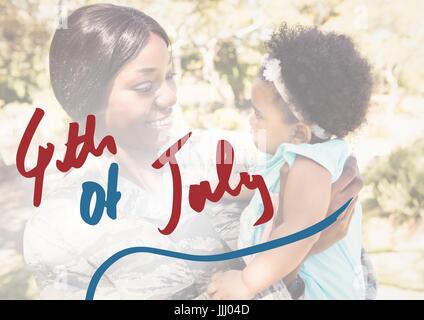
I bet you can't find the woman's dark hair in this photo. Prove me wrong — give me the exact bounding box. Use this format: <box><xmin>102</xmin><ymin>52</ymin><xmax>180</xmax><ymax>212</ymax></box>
<box><xmin>49</xmin><ymin>4</ymin><xmax>170</xmax><ymax>120</ymax></box>
<box><xmin>265</xmin><ymin>23</ymin><xmax>373</xmax><ymax>138</ymax></box>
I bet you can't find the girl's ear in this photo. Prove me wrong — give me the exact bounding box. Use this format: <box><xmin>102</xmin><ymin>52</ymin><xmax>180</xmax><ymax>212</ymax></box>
<box><xmin>290</xmin><ymin>123</ymin><xmax>312</xmax><ymax>144</ymax></box>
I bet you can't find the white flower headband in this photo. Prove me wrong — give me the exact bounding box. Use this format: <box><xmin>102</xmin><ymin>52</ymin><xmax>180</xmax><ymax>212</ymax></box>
<box><xmin>262</xmin><ymin>56</ymin><xmax>330</xmax><ymax>140</ymax></box>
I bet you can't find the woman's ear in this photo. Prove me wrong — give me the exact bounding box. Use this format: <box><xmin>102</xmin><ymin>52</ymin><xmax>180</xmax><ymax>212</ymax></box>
<box><xmin>290</xmin><ymin>123</ymin><xmax>312</xmax><ymax>144</ymax></box>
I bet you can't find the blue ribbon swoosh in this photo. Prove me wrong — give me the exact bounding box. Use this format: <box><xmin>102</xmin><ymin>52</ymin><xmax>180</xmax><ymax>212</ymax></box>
<box><xmin>85</xmin><ymin>198</ymin><xmax>352</xmax><ymax>300</ymax></box>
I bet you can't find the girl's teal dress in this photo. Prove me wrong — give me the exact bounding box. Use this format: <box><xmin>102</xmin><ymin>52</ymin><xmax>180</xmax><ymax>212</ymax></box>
<box><xmin>238</xmin><ymin>139</ymin><xmax>365</xmax><ymax>300</ymax></box>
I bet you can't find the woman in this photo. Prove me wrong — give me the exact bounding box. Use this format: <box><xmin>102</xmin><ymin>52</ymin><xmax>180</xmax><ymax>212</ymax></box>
<box><xmin>23</xmin><ymin>4</ymin><xmax>372</xmax><ymax>299</ymax></box>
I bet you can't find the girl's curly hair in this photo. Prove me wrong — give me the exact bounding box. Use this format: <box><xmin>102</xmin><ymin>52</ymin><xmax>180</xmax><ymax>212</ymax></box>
<box><xmin>265</xmin><ymin>23</ymin><xmax>373</xmax><ymax>138</ymax></box>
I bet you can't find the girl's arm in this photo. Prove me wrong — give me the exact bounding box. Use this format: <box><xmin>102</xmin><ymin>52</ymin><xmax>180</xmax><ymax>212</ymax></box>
<box><xmin>281</xmin><ymin>156</ymin><xmax>361</xmax><ymax>291</ymax></box>
<box><xmin>241</xmin><ymin>156</ymin><xmax>331</xmax><ymax>295</ymax></box>
<box><xmin>276</xmin><ymin>155</ymin><xmax>361</xmax><ymax>259</ymax></box>
<box><xmin>207</xmin><ymin>156</ymin><xmax>331</xmax><ymax>299</ymax></box>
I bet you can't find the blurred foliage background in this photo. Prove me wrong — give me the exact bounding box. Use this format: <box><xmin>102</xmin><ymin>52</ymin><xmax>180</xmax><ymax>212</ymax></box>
<box><xmin>0</xmin><ymin>0</ymin><xmax>423</xmax><ymax>299</ymax></box>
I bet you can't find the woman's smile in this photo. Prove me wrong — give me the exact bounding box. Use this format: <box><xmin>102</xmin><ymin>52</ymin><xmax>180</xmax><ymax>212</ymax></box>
<box><xmin>146</xmin><ymin>116</ymin><xmax>173</xmax><ymax>128</ymax></box>
<box><xmin>146</xmin><ymin>110</ymin><xmax>174</xmax><ymax>128</ymax></box>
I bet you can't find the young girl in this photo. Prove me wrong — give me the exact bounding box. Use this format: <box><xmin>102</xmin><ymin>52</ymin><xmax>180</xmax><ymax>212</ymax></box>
<box><xmin>208</xmin><ymin>24</ymin><xmax>373</xmax><ymax>300</ymax></box>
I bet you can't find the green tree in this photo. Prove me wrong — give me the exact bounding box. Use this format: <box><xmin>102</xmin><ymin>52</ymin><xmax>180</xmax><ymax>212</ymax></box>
<box><xmin>365</xmin><ymin>138</ymin><xmax>424</xmax><ymax>225</ymax></box>
<box><xmin>0</xmin><ymin>0</ymin><xmax>51</xmax><ymax>107</ymax></box>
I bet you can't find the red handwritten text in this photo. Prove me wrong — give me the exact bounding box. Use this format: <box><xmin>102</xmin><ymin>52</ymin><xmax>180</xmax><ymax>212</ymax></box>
<box><xmin>152</xmin><ymin>132</ymin><xmax>274</xmax><ymax>235</ymax></box>
<box><xmin>16</xmin><ymin>108</ymin><xmax>117</xmax><ymax>207</ymax></box>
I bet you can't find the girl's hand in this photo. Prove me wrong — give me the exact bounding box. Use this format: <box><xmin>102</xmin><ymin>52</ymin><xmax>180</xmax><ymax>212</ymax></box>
<box><xmin>207</xmin><ymin>270</ymin><xmax>255</xmax><ymax>300</ymax></box>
